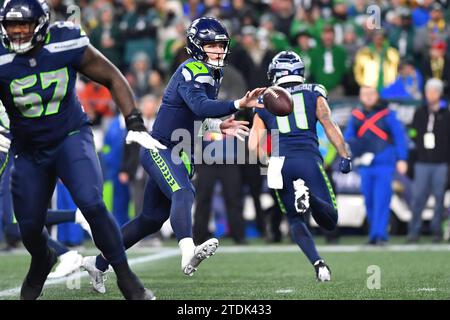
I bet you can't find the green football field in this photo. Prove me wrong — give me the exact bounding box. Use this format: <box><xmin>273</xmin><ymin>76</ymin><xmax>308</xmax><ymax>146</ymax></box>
<box><xmin>1</xmin><ymin>237</ymin><xmax>449</xmax><ymax>300</ymax></box>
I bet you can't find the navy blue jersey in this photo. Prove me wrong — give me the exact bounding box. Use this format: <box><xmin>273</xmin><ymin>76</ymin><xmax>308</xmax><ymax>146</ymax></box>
<box><xmin>0</xmin><ymin>21</ymin><xmax>90</xmax><ymax>151</ymax></box>
<box><xmin>256</xmin><ymin>83</ymin><xmax>327</xmax><ymax>160</ymax></box>
<box><xmin>151</xmin><ymin>58</ymin><xmax>237</xmax><ymax>151</ymax></box>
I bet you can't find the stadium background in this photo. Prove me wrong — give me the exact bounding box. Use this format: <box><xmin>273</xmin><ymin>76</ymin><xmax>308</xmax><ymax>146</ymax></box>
<box><xmin>0</xmin><ymin>0</ymin><xmax>450</xmax><ymax>300</ymax></box>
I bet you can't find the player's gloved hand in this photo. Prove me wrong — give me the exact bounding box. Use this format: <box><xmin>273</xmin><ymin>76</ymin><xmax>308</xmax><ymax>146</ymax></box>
<box><xmin>124</xmin><ymin>109</ymin><xmax>166</xmax><ymax>152</ymax></box>
<box><xmin>0</xmin><ymin>134</ymin><xmax>11</xmax><ymax>153</ymax></box>
<box><xmin>220</xmin><ymin>115</ymin><xmax>250</xmax><ymax>142</ymax></box>
<box><xmin>339</xmin><ymin>157</ymin><xmax>352</xmax><ymax>174</ymax></box>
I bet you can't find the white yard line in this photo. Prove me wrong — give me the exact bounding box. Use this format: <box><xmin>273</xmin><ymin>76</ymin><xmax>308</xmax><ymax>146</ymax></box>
<box><xmin>1</xmin><ymin>243</ymin><xmax>449</xmax><ymax>298</ymax></box>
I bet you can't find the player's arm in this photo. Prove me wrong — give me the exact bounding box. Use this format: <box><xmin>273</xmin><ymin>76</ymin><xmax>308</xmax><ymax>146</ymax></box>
<box><xmin>78</xmin><ymin>45</ymin><xmax>136</xmax><ymax>117</ymax></box>
<box><xmin>316</xmin><ymin>96</ymin><xmax>352</xmax><ymax>173</ymax></box>
<box><xmin>248</xmin><ymin>113</ymin><xmax>268</xmax><ymax>163</ymax></box>
<box><xmin>77</xmin><ymin>45</ymin><xmax>165</xmax><ymax>151</ymax></box>
<box><xmin>178</xmin><ymin>78</ymin><xmax>265</xmax><ymax>118</ymax></box>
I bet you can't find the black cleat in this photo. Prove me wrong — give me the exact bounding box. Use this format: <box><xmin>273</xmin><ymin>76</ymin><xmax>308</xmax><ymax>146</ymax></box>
<box><xmin>20</xmin><ymin>248</ymin><xmax>58</xmax><ymax>300</ymax></box>
<box><xmin>117</xmin><ymin>272</ymin><xmax>156</xmax><ymax>300</ymax></box>
<box><xmin>314</xmin><ymin>259</ymin><xmax>331</xmax><ymax>282</ymax></box>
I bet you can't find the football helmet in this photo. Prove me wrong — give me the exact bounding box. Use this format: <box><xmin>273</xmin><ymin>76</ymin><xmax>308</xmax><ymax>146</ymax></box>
<box><xmin>186</xmin><ymin>17</ymin><xmax>230</xmax><ymax>69</ymax></box>
<box><xmin>0</xmin><ymin>0</ymin><xmax>50</xmax><ymax>53</ymax></box>
<box><xmin>267</xmin><ymin>51</ymin><xmax>305</xmax><ymax>86</ymax></box>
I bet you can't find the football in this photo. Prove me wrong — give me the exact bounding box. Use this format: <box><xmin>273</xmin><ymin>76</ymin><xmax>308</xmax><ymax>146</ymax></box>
<box><xmin>263</xmin><ymin>86</ymin><xmax>294</xmax><ymax>116</ymax></box>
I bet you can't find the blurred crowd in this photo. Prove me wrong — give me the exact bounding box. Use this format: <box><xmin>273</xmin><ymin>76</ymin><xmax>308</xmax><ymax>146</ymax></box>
<box><xmin>2</xmin><ymin>0</ymin><xmax>450</xmax><ymax>248</ymax></box>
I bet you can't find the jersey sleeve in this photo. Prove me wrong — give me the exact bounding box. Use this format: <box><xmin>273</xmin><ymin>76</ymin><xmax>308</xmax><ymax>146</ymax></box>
<box><xmin>312</xmin><ymin>84</ymin><xmax>328</xmax><ymax>100</ymax></box>
<box><xmin>177</xmin><ymin>62</ymin><xmax>237</xmax><ymax>118</ymax></box>
<box><xmin>44</xmin><ymin>22</ymin><xmax>90</xmax><ymax>69</ymax></box>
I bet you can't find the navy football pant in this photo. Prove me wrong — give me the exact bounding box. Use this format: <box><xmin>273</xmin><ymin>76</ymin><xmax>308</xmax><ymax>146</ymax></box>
<box><xmin>96</xmin><ymin>147</ymin><xmax>194</xmax><ymax>272</ymax></box>
<box><xmin>274</xmin><ymin>156</ymin><xmax>338</xmax><ymax>264</ymax></box>
<box><xmin>12</xmin><ymin>126</ymin><xmax>126</xmax><ymax>264</ymax></box>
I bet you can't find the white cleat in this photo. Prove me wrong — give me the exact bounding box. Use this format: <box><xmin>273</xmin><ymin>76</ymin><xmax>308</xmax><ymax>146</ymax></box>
<box><xmin>293</xmin><ymin>179</ymin><xmax>310</xmax><ymax>215</ymax></box>
<box><xmin>81</xmin><ymin>256</ymin><xmax>110</xmax><ymax>294</ymax></box>
<box><xmin>314</xmin><ymin>259</ymin><xmax>331</xmax><ymax>282</ymax></box>
<box><xmin>48</xmin><ymin>250</ymin><xmax>83</xmax><ymax>279</ymax></box>
<box><xmin>182</xmin><ymin>238</ymin><xmax>219</xmax><ymax>276</ymax></box>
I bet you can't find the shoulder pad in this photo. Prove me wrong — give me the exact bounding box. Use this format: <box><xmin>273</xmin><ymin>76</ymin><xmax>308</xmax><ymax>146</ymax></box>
<box><xmin>182</xmin><ymin>61</ymin><xmax>214</xmax><ymax>86</ymax></box>
<box><xmin>45</xmin><ymin>21</ymin><xmax>89</xmax><ymax>46</ymax></box>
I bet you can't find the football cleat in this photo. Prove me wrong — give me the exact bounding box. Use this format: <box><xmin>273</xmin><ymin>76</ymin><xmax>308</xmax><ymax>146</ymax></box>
<box><xmin>20</xmin><ymin>247</ymin><xmax>58</xmax><ymax>300</ymax></box>
<box><xmin>293</xmin><ymin>179</ymin><xmax>310</xmax><ymax>214</ymax></box>
<box><xmin>81</xmin><ymin>256</ymin><xmax>110</xmax><ymax>294</ymax></box>
<box><xmin>314</xmin><ymin>259</ymin><xmax>331</xmax><ymax>282</ymax></box>
<box><xmin>48</xmin><ymin>250</ymin><xmax>83</xmax><ymax>279</ymax></box>
<box><xmin>117</xmin><ymin>272</ymin><xmax>156</xmax><ymax>300</ymax></box>
<box><xmin>182</xmin><ymin>238</ymin><xmax>219</xmax><ymax>276</ymax></box>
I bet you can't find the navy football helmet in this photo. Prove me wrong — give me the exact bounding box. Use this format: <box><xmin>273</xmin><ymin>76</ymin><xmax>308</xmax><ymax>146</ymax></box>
<box><xmin>186</xmin><ymin>17</ymin><xmax>230</xmax><ymax>69</ymax></box>
<box><xmin>0</xmin><ymin>0</ymin><xmax>50</xmax><ymax>53</ymax></box>
<box><xmin>267</xmin><ymin>51</ymin><xmax>306</xmax><ymax>86</ymax></box>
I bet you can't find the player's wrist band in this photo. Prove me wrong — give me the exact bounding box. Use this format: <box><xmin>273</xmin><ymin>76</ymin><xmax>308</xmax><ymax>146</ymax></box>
<box><xmin>125</xmin><ymin>109</ymin><xmax>146</xmax><ymax>132</ymax></box>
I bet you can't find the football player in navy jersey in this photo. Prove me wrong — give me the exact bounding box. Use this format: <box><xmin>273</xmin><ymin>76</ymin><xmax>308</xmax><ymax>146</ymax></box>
<box><xmin>82</xmin><ymin>17</ymin><xmax>265</xmax><ymax>293</ymax></box>
<box><xmin>249</xmin><ymin>51</ymin><xmax>352</xmax><ymax>281</ymax></box>
<box><xmin>0</xmin><ymin>0</ymin><xmax>159</xmax><ymax>299</ymax></box>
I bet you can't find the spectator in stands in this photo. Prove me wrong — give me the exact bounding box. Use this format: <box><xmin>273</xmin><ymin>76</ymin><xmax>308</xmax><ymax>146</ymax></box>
<box><xmin>412</xmin><ymin>0</ymin><xmax>433</xmax><ymax>28</ymax></box>
<box><xmin>420</xmin><ymin>40</ymin><xmax>450</xmax><ymax>99</ymax></box>
<box><xmin>290</xmin><ymin>4</ymin><xmax>321</xmax><ymax>43</ymax></box>
<box><xmin>126</xmin><ymin>52</ymin><xmax>153</xmax><ymax>98</ymax></box>
<box><xmin>48</xmin><ymin>0</ymin><xmax>68</xmax><ymax>23</ymax></box>
<box><xmin>310</xmin><ymin>24</ymin><xmax>348</xmax><ymax>98</ymax></box>
<box><xmin>415</xmin><ymin>2</ymin><xmax>450</xmax><ymax>61</ymax></box>
<box><xmin>227</xmin><ymin>0</ymin><xmax>258</xmax><ymax>33</ymax></box>
<box><xmin>77</xmin><ymin>80</ymin><xmax>114</xmax><ymax>126</ymax></box>
<box><xmin>119</xmin><ymin>0</ymin><xmax>158</xmax><ymax>67</ymax></box>
<box><xmin>388</xmin><ymin>7</ymin><xmax>416</xmax><ymax>60</ymax></box>
<box><xmin>228</xmin><ymin>25</ymin><xmax>275</xmax><ymax>90</ymax></box>
<box><xmin>159</xmin><ymin>16</ymin><xmax>189</xmax><ymax>72</ymax></box>
<box><xmin>292</xmin><ymin>29</ymin><xmax>314</xmax><ymax>81</ymax></box>
<box><xmin>381</xmin><ymin>57</ymin><xmax>423</xmax><ymax>101</ymax></box>
<box><xmin>354</xmin><ymin>30</ymin><xmax>400</xmax><ymax>92</ymax></box>
<box><xmin>407</xmin><ymin>78</ymin><xmax>450</xmax><ymax>243</ymax></box>
<box><xmin>258</xmin><ymin>13</ymin><xmax>290</xmax><ymax>52</ymax></box>
<box><xmin>90</xmin><ymin>4</ymin><xmax>123</xmax><ymax>70</ymax></box>
<box><xmin>271</xmin><ymin>0</ymin><xmax>295</xmax><ymax>37</ymax></box>
<box><xmin>342</xmin><ymin>23</ymin><xmax>363</xmax><ymax>96</ymax></box>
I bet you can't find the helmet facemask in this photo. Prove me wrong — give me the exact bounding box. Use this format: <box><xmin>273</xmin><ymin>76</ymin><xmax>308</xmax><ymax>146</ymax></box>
<box><xmin>1</xmin><ymin>20</ymin><xmax>37</xmax><ymax>53</ymax></box>
<box><xmin>202</xmin><ymin>40</ymin><xmax>230</xmax><ymax>69</ymax></box>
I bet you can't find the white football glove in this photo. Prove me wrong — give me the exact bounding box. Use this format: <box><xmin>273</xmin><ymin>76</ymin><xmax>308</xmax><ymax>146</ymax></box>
<box><xmin>125</xmin><ymin>131</ymin><xmax>167</xmax><ymax>152</ymax></box>
<box><xmin>0</xmin><ymin>134</ymin><xmax>11</xmax><ymax>153</ymax></box>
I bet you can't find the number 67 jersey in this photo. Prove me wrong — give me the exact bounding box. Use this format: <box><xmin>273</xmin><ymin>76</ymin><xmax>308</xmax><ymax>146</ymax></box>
<box><xmin>0</xmin><ymin>22</ymin><xmax>90</xmax><ymax>151</ymax></box>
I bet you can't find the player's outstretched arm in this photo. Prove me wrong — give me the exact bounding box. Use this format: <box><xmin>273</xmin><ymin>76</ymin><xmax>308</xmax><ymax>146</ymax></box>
<box><xmin>78</xmin><ymin>45</ymin><xmax>165</xmax><ymax>151</ymax></box>
<box><xmin>78</xmin><ymin>45</ymin><xmax>136</xmax><ymax>117</ymax></box>
<box><xmin>316</xmin><ymin>96</ymin><xmax>352</xmax><ymax>173</ymax></box>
